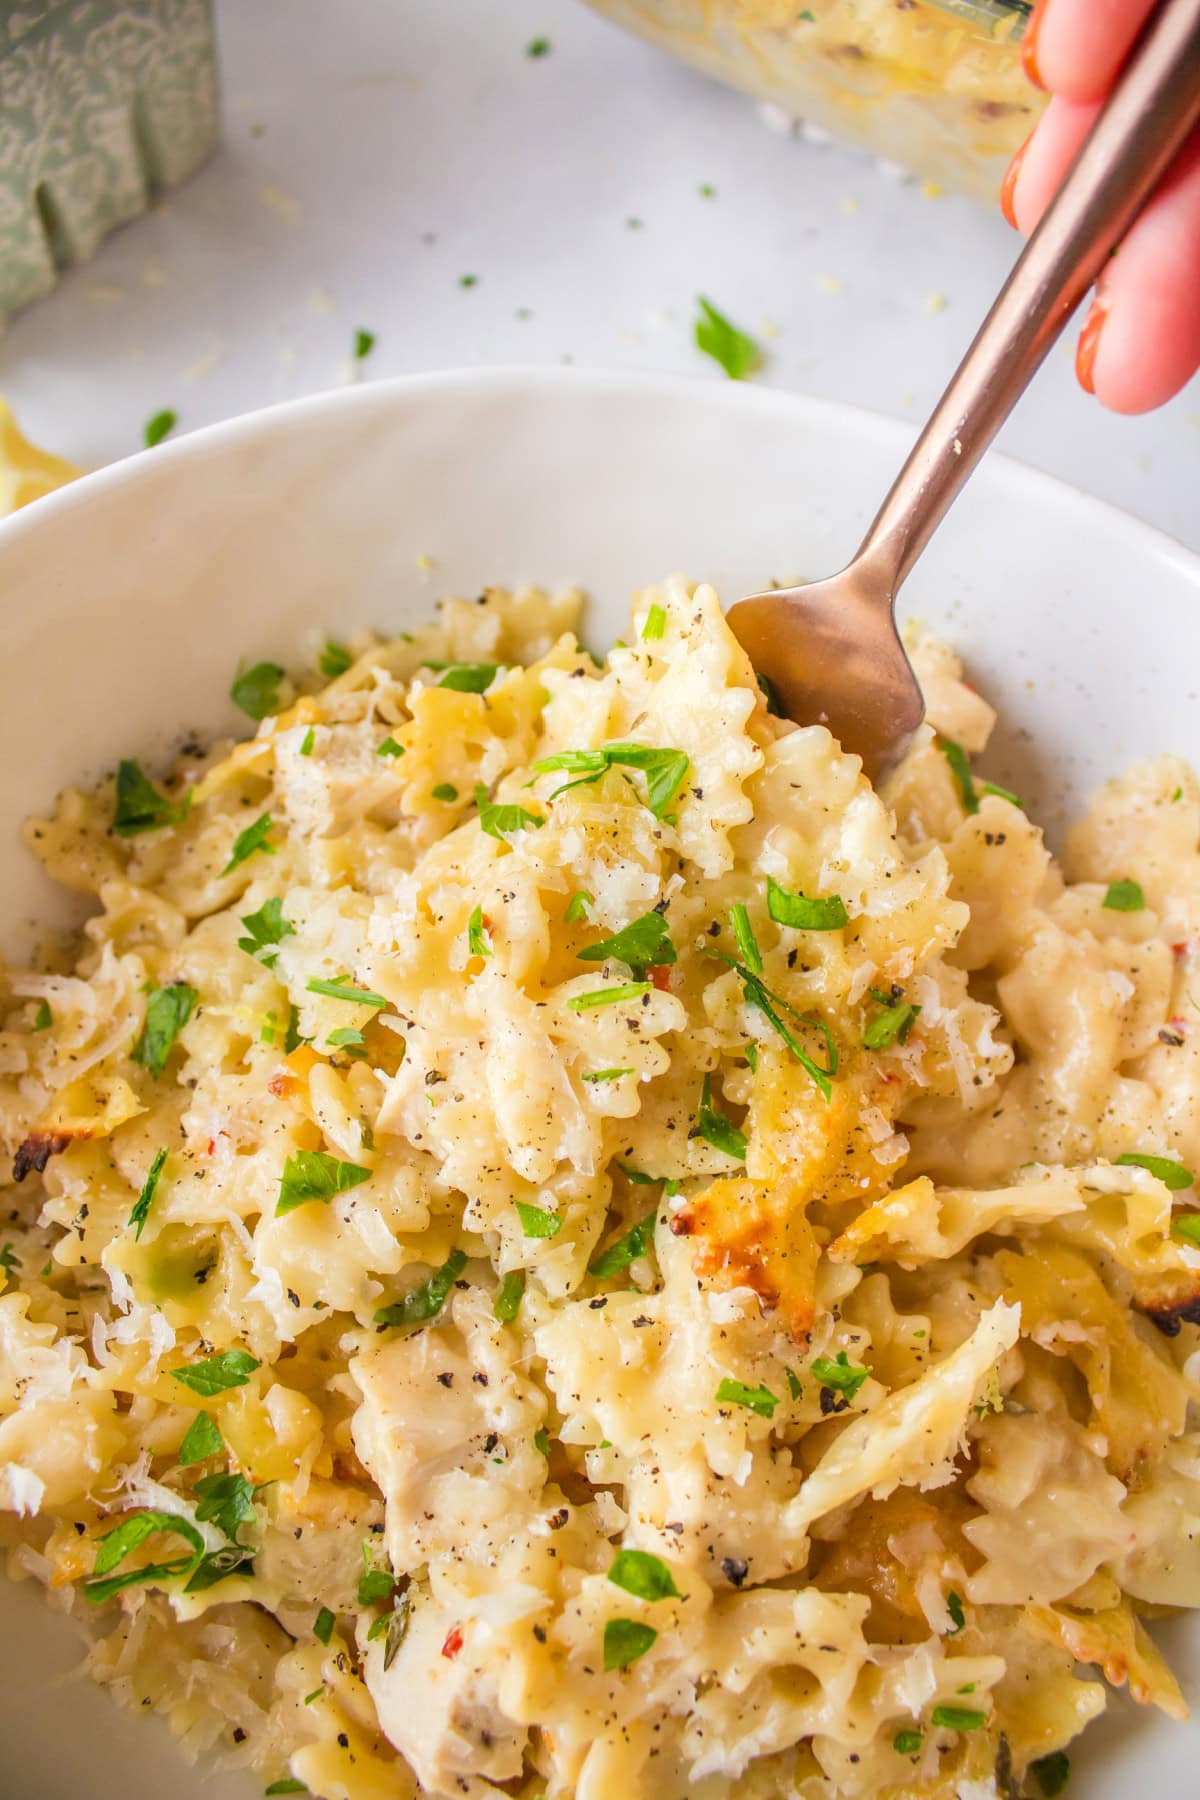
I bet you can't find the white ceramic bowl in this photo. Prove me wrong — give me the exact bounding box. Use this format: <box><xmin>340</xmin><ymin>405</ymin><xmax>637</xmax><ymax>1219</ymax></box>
<box><xmin>1</xmin><ymin>369</ymin><xmax>1197</xmax><ymax>1797</ymax></box>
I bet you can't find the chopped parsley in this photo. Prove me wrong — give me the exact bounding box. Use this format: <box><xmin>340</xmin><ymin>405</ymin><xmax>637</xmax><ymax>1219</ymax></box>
<box><xmin>237</xmin><ymin>897</ymin><xmax>294</xmax><ymax>967</ymax></box>
<box><xmin>0</xmin><ymin>1245</ymin><xmax>17</xmax><ymax>1278</ymax></box>
<box><xmin>893</xmin><ymin>1729</ymin><xmax>923</xmax><ymax>1755</ymax></box>
<box><xmin>526</xmin><ymin>34</ymin><xmax>551</xmax><ymax>55</ymax></box>
<box><xmin>811</xmin><ymin>1350</ymin><xmax>869</xmax><ymax>1400</ymax></box>
<box><xmin>474</xmin><ymin>783</ymin><xmax>545</xmax><ymax>841</ymax></box>
<box><xmin>264</xmin><ymin>1784</ymin><xmax>307</xmax><ymax>1796</ymax></box>
<box><xmin>299</xmin><ymin>727</ymin><xmax>315</xmax><ymax>756</ymax></box>
<box><xmin>981</xmin><ymin>780</ymin><xmax>1022</xmax><ymax>806</ymax></box>
<box><xmin>467</xmin><ymin>905</ymin><xmax>492</xmax><ymax>957</ymax></box>
<box><xmin>494</xmin><ymin>1270</ymin><xmax>526</xmax><ymax>1322</ymax></box>
<box><xmin>178</xmin><ymin>1411</ymin><xmax>223</xmax><ymax>1467</ymax></box>
<box><xmin>515</xmin><ymin>1201</ymin><xmax>562</xmax><ymax>1239</ymax></box>
<box><xmin>374</xmin><ymin>1248</ymin><xmax>467</xmax><ymax>1327</ymax></box>
<box><xmin>607</xmin><ymin>1548</ymin><xmax>680</xmax><ymax>1601</ymax></box>
<box><xmin>785</xmin><ymin>1366</ymin><xmax>802</xmax><ymax>1400</ymax></box>
<box><xmin>32</xmin><ymin>1000</ymin><xmax>51</xmax><ymax>1031</ymax></box>
<box><xmin>766</xmin><ymin>876</ymin><xmax>848</xmax><ymax>931</ymax></box>
<box><xmin>757</xmin><ymin>670</ymin><xmax>785</xmax><ymax>716</ymax></box>
<box><xmin>113</xmin><ymin>759</ymin><xmax>190</xmax><ymax>836</ymax></box>
<box><xmin>930</xmin><ymin>1705</ymin><xmax>986</xmax><ymax>1731</ymax></box>
<box><xmin>128</xmin><ymin>1147</ymin><xmax>167</xmax><ymax>1240</ymax></box>
<box><xmin>358</xmin><ymin>1570</ymin><xmax>398</xmax><ymax>1606</ymax></box>
<box><xmin>577</xmin><ymin>910</ymin><xmax>676</xmax><ymax>978</ymax></box>
<box><xmin>729</xmin><ymin>903</ymin><xmax>762</xmax><ymax>972</ymax></box>
<box><xmin>144</xmin><ymin>408</ymin><xmax>177</xmax><ymax>448</ymax></box>
<box><xmin>938</xmin><ymin>737</ymin><xmax>978</xmax><ymax>813</ymax></box>
<box><xmin>603</xmin><ymin>1618</ymin><xmax>657</xmax><ymax>1671</ymax></box>
<box><xmin>564</xmin><ymin>890</ymin><xmax>593</xmax><ymax>923</ymax></box>
<box><xmin>327</xmin><ymin>1026</ymin><xmax>366</xmax><ymax>1058</ymax></box>
<box><xmin>532</xmin><ymin>744</ymin><xmax>689</xmax><ymax>818</ymax></box>
<box><xmin>694</xmin><ymin>296</ymin><xmax>759</xmax><ymax>380</ymax></box>
<box><xmin>377</xmin><ymin>736</ymin><xmax>405</xmax><ymax>758</ymax></box>
<box><xmin>432</xmin><ymin>661</ymin><xmax>497</xmax><ymax>693</ymax></box>
<box><xmin>583</xmin><ymin>1067</ymin><xmax>633</xmax><ymax>1083</ymax></box>
<box><xmin>313</xmin><ymin>1605</ymin><xmax>336</xmax><ymax>1645</ymax></box>
<box><xmin>277</xmin><ymin>1149</ymin><xmax>371</xmax><ymax>1216</ymax></box>
<box><xmin>193</xmin><ymin>1470</ymin><xmax>259</xmax><ymax>1540</ymax></box>
<box><xmin>305</xmin><ymin>977</ymin><xmax>387</xmax><ymax>1008</ymax></box>
<box><xmin>353</xmin><ymin>327</ymin><xmax>375</xmax><ymax>360</ymax></box>
<box><xmin>567</xmin><ymin>982</ymin><xmax>653</xmax><ymax>1011</ymax></box>
<box><xmin>710</xmin><ymin>951</ymin><xmax>836</xmax><ymax>1100</ymax></box>
<box><xmin>716</xmin><ymin>1377</ymin><xmax>778</xmax><ymax>1418</ymax></box>
<box><xmin>641</xmin><ymin>604</ymin><xmax>666</xmax><ymax>641</ymax></box>
<box><xmin>318</xmin><ymin>640</ymin><xmax>352</xmax><ymax>679</ymax></box>
<box><xmin>946</xmin><ymin>1590</ymin><xmax>965</xmax><ymax>1633</ymax></box>
<box><xmin>459</xmin><ymin>273</ymin><xmax>478</xmax><ymax>287</ymax></box>
<box><xmin>1103</xmin><ymin>879</ymin><xmax>1145</xmax><ymax>912</ymax></box>
<box><xmin>862</xmin><ymin>987</ymin><xmax>921</xmax><ymax>1050</ymax></box>
<box><xmin>588</xmin><ymin>1209</ymin><xmax>657</xmax><ymax>1278</ymax></box>
<box><xmin>534</xmin><ymin>1426</ymin><xmax>551</xmax><ymax>1455</ymax></box>
<box><xmin>230</xmin><ymin>661</ymin><xmax>285</xmax><ymax>720</ymax></box>
<box><xmin>133</xmin><ymin>982</ymin><xmax>199</xmax><ymax>1076</ymax></box>
<box><xmin>1171</xmin><ymin>1213</ymin><xmax>1200</xmax><ymax>1245</ymax></box>
<box><xmin>1115</xmin><ymin>1151</ymin><xmax>1193</xmax><ymax>1188</ymax></box>
<box><xmin>170</xmin><ymin>1349</ymin><xmax>260</xmax><ymax>1395</ymax></box>
<box><xmin>1031</xmin><ymin>1751</ymin><xmax>1071</xmax><ymax>1797</ymax></box>
<box><xmin>221</xmin><ymin>811</ymin><xmax>276</xmax><ymax>875</ymax></box>
<box><xmin>83</xmin><ymin>1509</ymin><xmax>205</xmax><ymax>1604</ymax></box>
<box><xmin>695</xmin><ymin>1072</ymin><xmax>747</xmax><ymax>1161</ymax></box>
<box><xmin>431</xmin><ymin>782</ymin><xmax>459</xmax><ymax>802</ymax></box>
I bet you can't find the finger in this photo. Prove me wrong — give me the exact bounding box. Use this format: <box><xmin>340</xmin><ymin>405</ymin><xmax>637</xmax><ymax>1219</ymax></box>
<box><xmin>1023</xmin><ymin>0</ymin><xmax>1158</xmax><ymax>101</ymax></box>
<box><xmin>1084</xmin><ymin>129</ymin><xmax>1200</xmax><ymax>413</ymax></box>
<box><xmin>1004</xmin><ymin>95</ymin><xmax>1101</xmax><ymax>235</ymax></box>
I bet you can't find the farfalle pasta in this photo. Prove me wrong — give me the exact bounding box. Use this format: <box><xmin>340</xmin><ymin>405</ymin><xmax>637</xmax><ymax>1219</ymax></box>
<box><xmin>0</xmin><ymin>576</ymin><xmax>1197</xmax><ymax>1799</ymax></box>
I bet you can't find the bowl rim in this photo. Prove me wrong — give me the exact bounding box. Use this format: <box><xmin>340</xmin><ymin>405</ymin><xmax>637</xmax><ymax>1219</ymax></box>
<box><xmin>2</xmin><ymin>364</ymin><xmax>1197</xmax><ymax>587</ymax></box>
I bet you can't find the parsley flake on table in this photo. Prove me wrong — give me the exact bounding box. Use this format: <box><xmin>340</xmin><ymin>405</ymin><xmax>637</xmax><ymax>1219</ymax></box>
<box><xmin>238</xmin><ymin>896</ymin><xmax>294</xmax><ymax>967</ymax></box>
<box><xmin>276</xmin><ymin>1149</ymin><xmax>371</xmax><ymax>1216</ymax></box>
<box><xmin>178</xmin><ymin>1411</ymin><xmax>223</xmax><ymax>1467</ymax></box>
<box><xmin>230</xmin><ymin>660</ymin><xmax>285</xmax><ymax>720</ymax></box>
<box><xmin>353</xmin><ymin>327</ymin><xmax>375</xmax><ymax>360</ymax></box>
<box><xmin>170</xmin><ymin>1348</ymin><xmax>260</xmax><ymax>1395</ymax></box>
<box><xmin>113</xmin><ymin>759</ymin><xmax>190</xmax><ymax>835</ymax></box>
<box><xmin>811</xmin><ymin>1350</ymin><xmax>870</xmax><ymax>1400</ymax></box>
<box><xmin>603</xmin><ymin>1618</ymin><xmax>657</xmax><ymax>1671</ymax></box>
<box><xmin>695</xmin><ymin>1072</ymin><xmax>747</xmax><ymax>1161</ymax></box>
<box><xmin>577</xmin><ymin>910</ymin><xmax>676</xmax><ymax>978</ymax></box>
<box><xmin>143</xmin><ymin>408</ymin><xmax>177</xmax><ymax>448</ymax></box>
<box><xmin>715</xmin><ymin>1377</ymin><xmax>778</xmax><ymax>1418</ymax></box>
<box><xmin>128</xmin><ymin>1147</ymin><xmax>167</xmax><ymax>1241</ymax></box>
<box><xmin>221</xmin><ymin>811</ymin><xmax>277</xmax><ymax>875</ymax></box>
<box><xmin>766</xmin><ymin>875</ymin><xmax>848</xmax><ymax>931</ymax></box>
<box><xmin>1103</xmin><ymin>879</ymin><xmax>1145</xmax><ymax>911</ymax></box>
<box><xmin>374</xmin><ymin>1248</ymin><xmax>467</xmax><ymax>1327</ymax></box>
<box><xmin>526</xmin><ymin>35</ymin><xmax>551</xmax><ymax>56</ymax></box>
<box><xmin>607</xmin><ymin>1548</ymin><xmax>680</xmax><ymax>1601</ymax></box>
<box><xmin>694</xmin><ymin>296</ymin><xmax>760</xmax><ymax>380</ymax></box>
<box><xmin>133</xmin><ymin>981</ymin><xmax>199</xmax><ymax>1076</ymax></box>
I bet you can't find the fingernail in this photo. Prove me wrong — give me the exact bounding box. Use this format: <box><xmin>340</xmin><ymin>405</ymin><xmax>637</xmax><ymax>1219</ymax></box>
<box><xmin>999</xmin><ymin>138</ymin><xmax>1029</xmax><ymax>230</ymax></box>
<box><xmin>1022</xmin><ymin>0</ymin><xmax>1047</xmax><ymax>90</ymax></box>
<box><xmin>1076</xmin><ymin>298</ymin><xmax>1107</xmax><ymax>396</ymax></box>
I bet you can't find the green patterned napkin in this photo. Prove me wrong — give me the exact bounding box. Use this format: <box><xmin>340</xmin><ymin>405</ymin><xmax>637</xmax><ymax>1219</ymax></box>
<box><xmin>1</xmin><ymin>0</ymin><xmax>220</xmax><ymax>321</ymax></box>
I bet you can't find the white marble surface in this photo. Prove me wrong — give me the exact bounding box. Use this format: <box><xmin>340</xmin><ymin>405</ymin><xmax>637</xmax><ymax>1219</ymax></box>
<box><xmin>2</xmin><ymin>0</ymin><xmax>1197</xmax><ymax>548</ymax></box>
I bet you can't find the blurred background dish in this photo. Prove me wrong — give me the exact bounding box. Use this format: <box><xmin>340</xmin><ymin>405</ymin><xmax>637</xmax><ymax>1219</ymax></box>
<box><xmin>581</xmin><ymin>0</ymin><xmax>1042</xmax><ymax>196</ymax></box>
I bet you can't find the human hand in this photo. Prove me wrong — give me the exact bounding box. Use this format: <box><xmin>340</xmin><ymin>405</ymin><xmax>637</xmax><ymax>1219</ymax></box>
<box><xmin>1001</xmin><ymin>0</ymin><xmax>1200</xmax><ymax>413</ymax></box>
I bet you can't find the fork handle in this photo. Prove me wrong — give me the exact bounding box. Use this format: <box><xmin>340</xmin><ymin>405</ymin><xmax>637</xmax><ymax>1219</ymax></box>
<box><xmin>857</xmin><ymin>0</ymin><xmax>1200</xmax><ymax>595</ymax></box>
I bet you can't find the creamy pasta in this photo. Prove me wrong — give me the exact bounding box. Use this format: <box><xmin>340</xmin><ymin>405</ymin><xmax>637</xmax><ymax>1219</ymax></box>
<box><xmin>1</xmin><ymin>577</ymin><xmax>1198</xmax><ymax>1800</ymax></box>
